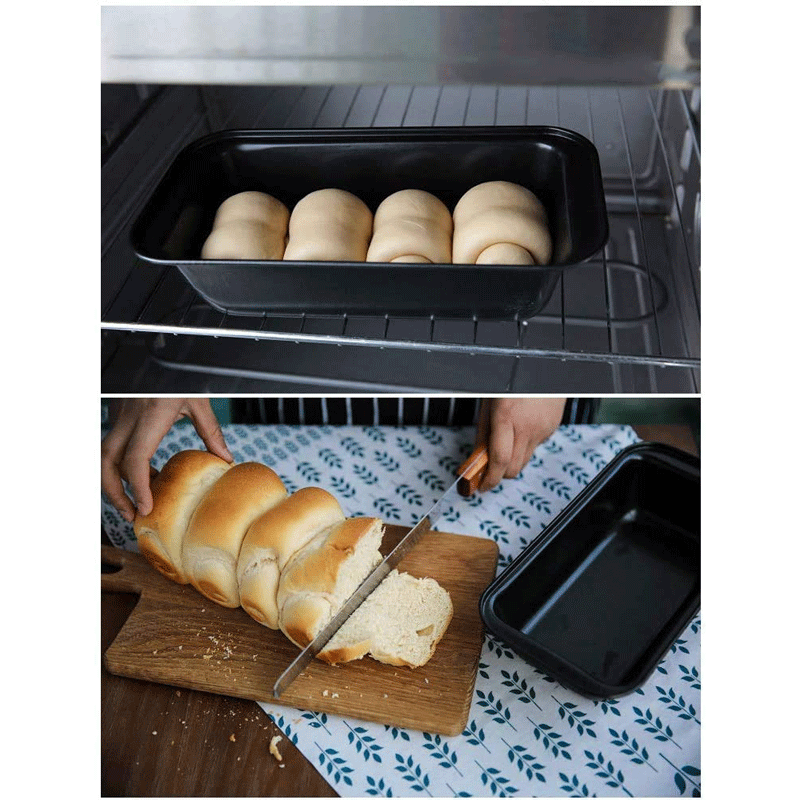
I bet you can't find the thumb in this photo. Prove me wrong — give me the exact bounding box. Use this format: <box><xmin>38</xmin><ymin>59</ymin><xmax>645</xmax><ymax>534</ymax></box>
<box><xmin>188</xmin><ymin>401</ymin><xmax>234</xmax><ymax>462</ymax></box>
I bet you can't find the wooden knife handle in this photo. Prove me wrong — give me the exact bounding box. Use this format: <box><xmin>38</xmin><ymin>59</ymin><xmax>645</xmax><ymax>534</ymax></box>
<box><xmin>457</xmin><ymin>400</ymin><xmax>490</xmax><ymax>497</ymax></box>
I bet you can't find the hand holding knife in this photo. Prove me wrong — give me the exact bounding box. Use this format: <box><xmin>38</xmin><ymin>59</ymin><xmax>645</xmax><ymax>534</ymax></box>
<box><xmin>457</xmin><ymin>398</ymin><xmax>491</xmax><ymax>497</ymax></box>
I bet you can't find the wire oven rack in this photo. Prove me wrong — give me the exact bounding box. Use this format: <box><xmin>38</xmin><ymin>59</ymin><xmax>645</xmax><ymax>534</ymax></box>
<box><xmin>101</xmin><ymin>84</ymin><xmax>700</xmax><ymax>393</ymax></box>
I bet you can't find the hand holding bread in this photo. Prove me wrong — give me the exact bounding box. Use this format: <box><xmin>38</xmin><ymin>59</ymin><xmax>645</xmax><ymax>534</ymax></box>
<box><xmin>101</xmin><ymin>398</ymin><xmax>234</xmax><ymax>522</ymax></box>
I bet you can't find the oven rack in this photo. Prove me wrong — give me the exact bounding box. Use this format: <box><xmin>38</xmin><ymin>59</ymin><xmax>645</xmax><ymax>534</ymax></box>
<box><xmin>101</xmin><ymin>84</ymin><xmax>700</xmax><ymax>392</ymax></box>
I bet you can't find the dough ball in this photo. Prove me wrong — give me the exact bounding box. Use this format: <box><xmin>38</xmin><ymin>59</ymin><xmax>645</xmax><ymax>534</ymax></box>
<box><xmin>284</xmin><ymin>189</ymin><xmax>373</xmax><ymax>262</ymax></box>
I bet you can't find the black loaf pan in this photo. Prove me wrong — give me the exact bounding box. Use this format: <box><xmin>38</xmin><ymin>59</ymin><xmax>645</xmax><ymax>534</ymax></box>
<box><xmin>130</xmin><ymin>127</ymin><xmax>608</xmax><ymax>319</ymax></box>
<box><xmin>480</xmin><ymin>442</ymin><xmax>700</xmax><ymax>698</ymax></box>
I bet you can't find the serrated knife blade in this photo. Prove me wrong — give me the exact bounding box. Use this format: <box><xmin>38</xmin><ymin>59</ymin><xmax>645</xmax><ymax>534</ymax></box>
<box><xmin>272</xmin><ymin>441</ymin><xmax>489</xmax><ymax>698</ymax></box>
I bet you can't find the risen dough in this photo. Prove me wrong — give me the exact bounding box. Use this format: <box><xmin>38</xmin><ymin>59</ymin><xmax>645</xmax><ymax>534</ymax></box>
<box><xmin>283</xmin><ymin>189</ymin><xmax>373</xmax><ymax>262</ymax></box>
<box><xmin>475</xmin><ymin>242</ymin><xmax>535</xmax><ymax>265</ymax></box>
<box><xmin>366</xmin><ymin>189</ymin><xmax>452</xmax><ymax>264</ymax></box>
<box><xmin>201</xmin><ymin>191</ymin><xmax>289</xmax><ymax>260</ymax></box>
<box><xmin>452</xmin><ymin>181</ymin><xmax>552</xmax><ymax>265</ymax></box>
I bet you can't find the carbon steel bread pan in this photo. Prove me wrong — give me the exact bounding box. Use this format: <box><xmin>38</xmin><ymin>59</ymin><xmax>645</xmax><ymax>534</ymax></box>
<box><xmin>130</xmin><ymin>126</ymin><xmax>608</xmax><ymax>319</ymax></box>
<box><xmin>479</xmin><ymin>442</ymin><xmax>700</xmax><ymax>698</ymax></box>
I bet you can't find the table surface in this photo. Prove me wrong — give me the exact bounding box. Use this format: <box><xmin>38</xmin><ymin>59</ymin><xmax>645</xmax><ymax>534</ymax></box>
<box><xmin>101</xmin><ymin>424</ymin><xmax>698</xmax><ymax>797</ymax></box>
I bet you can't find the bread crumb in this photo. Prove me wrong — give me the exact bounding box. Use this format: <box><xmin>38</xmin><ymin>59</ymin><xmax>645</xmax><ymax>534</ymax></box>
<box><xmin>279</xmin><ymin>764</ymin><xmax>285</xmax><ymax>769</ymax></box>
<box><xmin>176</xmin><ymin>690</ymin><xmax>181</xmax><ymax>696</ymax></box>
<box><xmin>322</xmin><ymin>690</ymin><xmax>329</xmax><ymax>697</ymax></box>
<box><xmin>331</xmin><ymin>693</ymin><xmax>339</xmax><ymax>698</ymax></box>
<box><xmin>269</xmin><ymin>735</ymin><xmax>283</xmax><ymax>762</ymax></box>
<box><xmin>202</xmin><ymin>654</ymin><xmax>212</xmax><ymax>660</ymax></box>
<box><xmin>383</xmin><ymin>693</ymin><xmax>388</xmax><ymax>698</ymax></box>
<box><xmin>152</xmin><ymin>731</ymin><xmax>157</xmax><ymax>735</ymax></box>
<box><xmin>424</xmin><ymin>678</ymin><xmax>429</xmax><ymax>683</ymax></box>
<box><xmin>229</xmin><ymin>734</ymin><xmax>236</xmax><ymax>742</ymax></box>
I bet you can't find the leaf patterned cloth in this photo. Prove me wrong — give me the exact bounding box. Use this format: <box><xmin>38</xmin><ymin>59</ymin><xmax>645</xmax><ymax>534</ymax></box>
<box><xmin>101</xmin><ymin>423</ymin><xmax>700</xmax><ymax>797</ymax></box>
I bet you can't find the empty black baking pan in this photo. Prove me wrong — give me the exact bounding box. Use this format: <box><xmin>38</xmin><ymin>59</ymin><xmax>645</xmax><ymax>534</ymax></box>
<box><xmin>130</xmin><ymin>126</ymin><xmax>608</xmax><ymax>319</ymax></box>
<box><xmin>479</xmin><ymin>442</ymin><xmax>700</xmax><ymax>698</ymax></box>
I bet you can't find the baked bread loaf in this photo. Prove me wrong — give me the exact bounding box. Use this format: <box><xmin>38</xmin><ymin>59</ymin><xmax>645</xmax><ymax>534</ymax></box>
<box><xmin>322</xmin><ymin>570</ymin><xmax>454</xmax><ymax>667</ymax></box>
<box><xmin>201</xmin><ymin>191</ymin><xmax>289</xmax><ymax>260</ymax></box>
<box><xmin>283</xmin><ymin>189</ymin><xmax>373</xmax><ymax>262</ymax></box>
<box><xmin>133</xmin><ymin>450</ymin><xmax>231</xmax><ymax>584</ymax></box>
<box><xmin>452</xmin><ymin>181</ymin><xmax>552</xmax><ymax>265</ymax></box>
<box><xmin>131</xmin><ymin>452</ymin><xmax>453</xmax><ymax>669</ymax></box>
<box><xmin>366</xmin><ymin>189</ymin><xmax>453</xmax><ymax>264</ymax></box>
<box><xmin>237</xmin><ymin>487</ymin><xmax>345</xmax><ymax>629</ymax></box>
<box><xmin>182</xmin><ymin>462</ymin><xmax>287</xmax><ymax>607</ymax></box>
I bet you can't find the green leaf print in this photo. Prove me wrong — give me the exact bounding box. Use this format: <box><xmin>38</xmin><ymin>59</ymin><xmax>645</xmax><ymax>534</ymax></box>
<box><xmin>501</xmin><ymin>737</ymin><xmax>546</xmax><ymax>783</ymax></box>
<box><xmin>396</xmin><ymin>436</ymin><xmax>422</xmax><ymax>459</ymax></box>
<box><xmin>395</xmin><ymin>484</ymin><xmax>424</xmax><ymax>506</ymax></box>
<box><xmin>655</xmin><ymin>686</ymin><xmax>701</xmax><ymax>724</ymax></box>
<box><xmin>374</xmin><ymin>450</ymin><xmax>400</xmax><ymax>472</ymax></box>
<box><xmin>527</xmin><ymin>718</ymin><xmax>572</xmax><ymax>760</ymax></box>
<box><xmin>499</xmin><ymin>669</ymin><xmax>542</xmax><ymax>710</ymax></box>
<box><xmin>521</xmin><ymin>492</ymin><xmax>552</xmax><ymax>513</ymax></box>
<box><xmin>660</xmin><ymin>754</ymin><xmax>701</xmax><ymax>795</ymax></box>
<box><xmin>553</xmin><ymin>697</ymin><xmax>597</xmax><ymax>738</ymax></box>
<box><xmin>422</xmin><ymin>732</ymin><xmax>463</xmax><ymax>776</ymax></box>
<box><xmin>608</xmin><ymin>728</ymin><xmax>657</xmax><ymax>771</ymax></box>
<box><xmin>632</xmin><ymin>707</ymin><xmax>682</xmax><ymax>749</ymax></box>
<box><xmin>417</xmin><ymin>469</ymin><xmax>446</xmax><ymax>492</ymax></box>
<box><xmin>394</xmin><ymin>754</ymin><xmax>432</xmax><ymax>795</ymax></box>
<box><xmin>474</xmin><ymin>761</ymin><xmax>518</xmax><ymax>795</ymax></box>
<box><xmin>475</xmin><ymin>690</ymin><xmax>517</xmax><ymax>730</ymax></box>
<box><xmin>583</xmin><ymin>750</ymin><xmax>632</xmax><ymax>796</ymax></box>
<box><xmin>461</xmin><ymin>720</ymin><xmax>491</xmax><ymax>751</ymax></box>
<box><xmin>559</xmin><ymin>772</ymin><xmax>594</xmax><ymax>796</ymax></box>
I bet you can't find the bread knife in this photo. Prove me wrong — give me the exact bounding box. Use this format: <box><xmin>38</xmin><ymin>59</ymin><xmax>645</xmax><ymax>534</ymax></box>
<box><xmin>272</xmin><ymin>430</ymin><xmax>489</xmax><ymax>698</ymax></box>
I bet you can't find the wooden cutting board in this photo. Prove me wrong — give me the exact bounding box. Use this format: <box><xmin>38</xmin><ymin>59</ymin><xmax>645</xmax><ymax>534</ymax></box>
<box><xmin>102</xmin><ymin>526</ymin><xmax>498</xmax><ymax>736</ymax></box>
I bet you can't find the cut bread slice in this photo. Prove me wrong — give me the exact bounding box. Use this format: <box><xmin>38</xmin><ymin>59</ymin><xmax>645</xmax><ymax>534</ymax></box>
<box><xmin>277</xmin><ymin>515</ymin><xmax>453</xmax><ymax>668</ymax></box>
<box><xmin>320</xmin><ymin>569</ymin><xmax>454</xmax><ymax>667</ymax></box>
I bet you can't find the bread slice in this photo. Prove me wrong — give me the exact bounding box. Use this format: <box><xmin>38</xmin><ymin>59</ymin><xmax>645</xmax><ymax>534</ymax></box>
<box><xmin>133</xmin><ymin>450</ymin><xmax>231</xmax><ymax>584</ymax></box>
<box><xmin>321</xmin><ymin>569</ymin><xmax>454</xmax><ymax>667</ymax></box>
<box><xmin>277</xmin><ymin>516</ymin><xmax>453</xmax><ymax>668</ymax></box>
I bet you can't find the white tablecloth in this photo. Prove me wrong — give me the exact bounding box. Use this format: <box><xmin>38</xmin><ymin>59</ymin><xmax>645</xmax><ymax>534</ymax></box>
<box><xmin>102</xmin><ymin>422</ymin><xmax>700</xmax><ymax>797</ymax></box>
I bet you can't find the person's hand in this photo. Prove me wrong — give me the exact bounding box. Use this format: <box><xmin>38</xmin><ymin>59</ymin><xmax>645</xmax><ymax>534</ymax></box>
<box><xmin>479</xmin><ymin>398</ymin><xmax>566</xmax><ymax>491</ymax></box>
<box><xmin>101</xmin><ymin>398</ymin><xmax>233</xmax><ymax>522</ymax></box>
